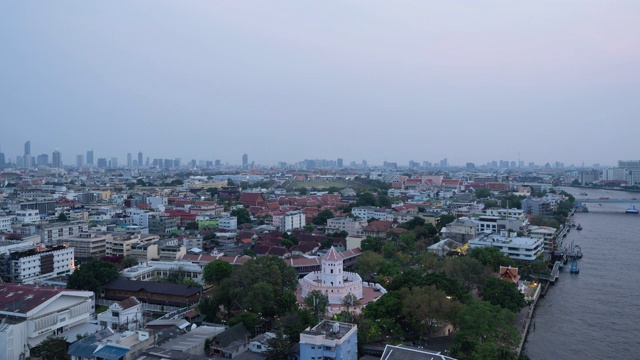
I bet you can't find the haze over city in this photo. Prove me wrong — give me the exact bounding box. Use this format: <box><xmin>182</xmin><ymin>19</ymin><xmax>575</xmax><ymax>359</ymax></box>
<box><xmin>2</xmin><ymin>1</ymin><xmax>639</xmax><ymax>166</ymax></box>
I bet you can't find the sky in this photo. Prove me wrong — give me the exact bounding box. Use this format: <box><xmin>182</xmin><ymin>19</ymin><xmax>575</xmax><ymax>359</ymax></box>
<box><xmin>1</xmin><ymin>1</ymin><xmax>639</xmax><ymax>167</ymax></box>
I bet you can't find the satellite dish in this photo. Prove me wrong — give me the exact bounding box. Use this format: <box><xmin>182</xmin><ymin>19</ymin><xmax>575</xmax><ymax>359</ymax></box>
<box><xmin>332</xmin><ymin>322</ymin><xmax>340</xmax><ymax>334</ymax></box>
<box><xmin>191</xmin><ymin>324</ymin><xmax>197</xmax><ymax>331</ymax></box>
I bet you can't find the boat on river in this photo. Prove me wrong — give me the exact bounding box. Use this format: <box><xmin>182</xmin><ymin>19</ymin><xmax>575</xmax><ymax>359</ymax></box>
<box><xmin>577</xmin><ymin>224</ymin><xmax>582</xmax><ymax>230</ymax></box>
<box><xmin>625</xmin><ymin>206</ymin><xmax>639</xmax><ymax>214</ymax></box>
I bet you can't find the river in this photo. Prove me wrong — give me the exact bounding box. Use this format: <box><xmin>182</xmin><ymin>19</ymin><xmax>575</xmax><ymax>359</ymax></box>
<box><xmin>524</xmin><ymin>187</ymin><xmax>640</xmax><ymax>359</ymax></box>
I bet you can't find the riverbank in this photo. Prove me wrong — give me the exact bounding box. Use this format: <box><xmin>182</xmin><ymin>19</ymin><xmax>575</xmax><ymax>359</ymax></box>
<box><xmin>515</xmin><ymin>281</ymin><xmax>545</xmax><ymax>357</ymax></box>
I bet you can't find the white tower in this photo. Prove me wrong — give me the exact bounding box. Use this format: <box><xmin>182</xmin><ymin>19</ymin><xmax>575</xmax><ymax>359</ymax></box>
<box><xmin>321</xmin><ymin>247</ymin><xmax>344</xmax><ymax>287</ymax></box>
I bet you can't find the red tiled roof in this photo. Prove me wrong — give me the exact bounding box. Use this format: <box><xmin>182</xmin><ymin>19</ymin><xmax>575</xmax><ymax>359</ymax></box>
<box><xmin>0</xmin><ymin>283</ymin><xmax>65</xmax><ymax>314</ymax></box>
<box><xmin>323</xmin><ymin>247</ymin><xmax>343</xmax><ymax>261</ymax></box>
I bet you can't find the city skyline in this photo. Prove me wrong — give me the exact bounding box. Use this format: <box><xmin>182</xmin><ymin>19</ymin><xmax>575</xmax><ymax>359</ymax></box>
<box><xmin>2</xmin><ymin>2</ymin><xmax>639</xmax><ymax>166</ymax></box>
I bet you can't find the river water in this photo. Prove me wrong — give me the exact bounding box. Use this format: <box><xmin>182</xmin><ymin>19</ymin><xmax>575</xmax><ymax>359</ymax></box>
<box><xmin>524</xmin><ymin>187</ymin><xmax>640</xmax><ymax>359</ymax></box>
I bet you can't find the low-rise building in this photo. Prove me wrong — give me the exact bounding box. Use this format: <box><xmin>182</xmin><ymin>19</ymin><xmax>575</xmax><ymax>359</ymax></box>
<box><xmin>97</xmin><ymin>297</ymin><xmax>143</xmax><ymax>331</ymax></box>
<box><xmin>468</xmin><ymin>231</ymin><xmax>544</xmax><ymax>261</ymax></box>
<box><xmin>219</xmin><ymin>216</ymin><xmax>238</xmax><ymax>231</ymax></box>
<box><xmin>326</xmin><ymin>217</ymin><xmax>367</xmax><ymax>236</ymax></box>
<box><xmin>38</xmin><ymin>221</ymin><xmax>89</xmax><ymax>244</ymax></box>
<box><xmin>58</xmin><ymin>232</ymin><xmax>108</xmax><ymax>264</ymax></box>
<box><xmin>279</xmin><ymin>210</ymin><xmax>306</xmax><ymax>231</ymax></box>
<box><xmin>0</xmin><ymin>283</ymin><xmax>94</xmax><ymax>360</ymax></box>
<box><xmin>300</xmin><ymin>320</ymin><xmax>357</xmax><ymax>360</ymax></box>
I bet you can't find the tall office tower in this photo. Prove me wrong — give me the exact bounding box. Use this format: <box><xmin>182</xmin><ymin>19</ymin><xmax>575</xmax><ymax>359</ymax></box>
<box><xmin>86</xmin><ymin>150</ymin><xmax>94</xmax><ymax>165</ymax></box>
<box><xmin>0</xmin><ymin>152</ymin><xmax>5</xmax><ymax>168</ymax></box>
<box><xmin>440</xmin><ymin>158</ymin><xmax>448</xmax><ymax>168</ymax></box>
<box><xmin>337</xmin><ymin>158</ymin><xmax>343</xmax><ymax>168</ymax></box>
<box><xmin>52</xmin><ymin>150</ymin><xmax>62</xmax><ymax>168</ymax></box>
<box><xmin>214</xmin><ymin>159</ymin><xmax>221</xmax><ymax>167</ymax></box>
<box><xmin>16</xmin><ymin>156</ymin><xmax>24</xmax><ymax>168</ymax></box>
<box><xmin>97</xmin><ymin>158</ymin><xmax>107</xmax><ymax>168</ymax></box>
<box><xmin>37</xmin><ymin>154</ymin><xmax>49</xmax><ymax>166</ymax></box>
<box><xmin>137</xmin><ymin>152</ymin><xmax>143</xmax><ymax>167</ymax></box>
<box><xmin>76</xmin><ymin>154</ymin><xmax>85</xmax><ymax>167</ymax></box>
<box><xmin>110</xmin><ymin>157</ymin><xmax>118</xmax><ymax>168</ymax></box>
<box><xmin>127</xmin><ymin>153</ymin><xmax>133</xmax><ymax>168</ymax></box>
<box><xmin>242</xmin><ymin>153</ymin><xmax>248</xmax><ymax>169</ymax></box>
<box><xmin>24</xmin><ymin>141</ymin><xmax>31</xmax><ymax>168</ymax></box>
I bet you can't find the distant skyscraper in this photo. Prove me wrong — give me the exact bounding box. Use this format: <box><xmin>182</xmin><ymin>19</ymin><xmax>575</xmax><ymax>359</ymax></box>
<box><xmin>0</xmin><ymin>152</ymin><xmax>5</xmax><ymax>168</ymax></box>
<box><xmin>24</xmin><ymin>141</ymin><xmax>31</xmax><ymax>168</ymax></box>
<box><xmin>52</xmin><ymin>150</ymin><xmax>62</xmax><ymax>168</ymax></box>
<box><xmin>127</xmin><ymin>153</ymin><xmax>133</xmax><ymax>168</ymax></box>
<box><xmin>86</xmin><ymin>150</ymin><xmax>94</xmax><ymax>165</ymax></box>
<box><xmin>76</xmin><ymin>154</ymin><xmax>84</xmax><ymax>167</ymax></box>
<box><xmin>337</xmin><ymin>158</ymin><xmax>343</xmax><ymax>168</ymax></box>
<box><xmin>37</xmin><ymin>154</ymin><xmax>48</xmax><ymax>166</ymax></box>
<box><xmin>110</xmin><ymin>157</ymin><xmax>118</xmax><ymax>168</ymax></box>
<box><xmin>242</xmin><ymin>154</ymin><xmax>248</xmax><ymax>169</ymax></box>
<box><xmin>137</xmin><ymin>152</ymin><xmax>143</xmax><ymax>167</ymax></box>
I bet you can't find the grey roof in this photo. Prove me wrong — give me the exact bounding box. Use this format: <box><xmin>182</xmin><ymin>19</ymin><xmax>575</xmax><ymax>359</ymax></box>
<box><xmin>103</xmin><ymin>279</ymin><xmax>201</xmax><ymax>297</ymax></box>
<box><xmin>213</xmin><ymin>323</ymin><xmax>249</xmax><ymax>348</ymax></box>
<box><xmin>135</xmin><ymin>347</ymin><xmax>214</xmax><ymax>360</ymax></box>
<box><xmin>380</xmin><ymin>345</ymin><xmax>457</xmax><ymax>360</ymax></box>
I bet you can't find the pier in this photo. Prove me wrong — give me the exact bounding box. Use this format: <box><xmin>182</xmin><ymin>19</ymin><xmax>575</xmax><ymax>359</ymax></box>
<box><xmin>531</xmin><ymin>261</ymin><xmax>561</xmax><ymax>283</ymax></box>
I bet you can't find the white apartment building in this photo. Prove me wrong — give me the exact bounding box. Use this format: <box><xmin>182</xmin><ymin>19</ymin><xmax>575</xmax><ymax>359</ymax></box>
<box><xmin>326</xmin><ymin>217</ymin><xmax>368</xmax><ymax>236</ymax></box>
<box><xmin>97</xmin><ymin>297</ymin><xmax>143</xmax><ymax>331</ymax></box>
<box><xmin>468</xmin><ymin>231</ymin><xmax>544</xmax><ymax>261</ymax></box>
<box><xmin>6</xmin><ymin>245</ymin><xmax>75</xmax><ymax>284</ymax></box>
<box><xmin>0</xmin><ymin>217</ymin><xmax>11</xmax><ymax>233</ymax></box>
<box><xmin>125</xmin><ymin>208</ymin><xmax>151</xmax><ymax>227</ymax></box>
<box><xmin>15</xmin><ymin>209</ymin><xmax>40</xmax><ymax>224</ymax></box>
<box><xmin>38</xmin><ymin>221</ymin><xmax>89</xmax><ymax>244</ymax></box>
<box><xmin>352</xmin><ymin>206</ymin><xmax>388</xmax><ymax>221</ymax></box>
<box><xmin>280</xmin><ymin>211</ymin><xmax>306</xmax><ymax>231</ymax></box>
<box><xmin>219</xmin><ymin>216</ymin><xmax>238</xmax><ymax>231</ymax></box>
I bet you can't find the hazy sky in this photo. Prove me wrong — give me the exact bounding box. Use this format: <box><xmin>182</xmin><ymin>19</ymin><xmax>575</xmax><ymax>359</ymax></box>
<box><xmin>1</xmin><ymin>1</ymin><xmax>639</xmax><ymax>167</ymax></box>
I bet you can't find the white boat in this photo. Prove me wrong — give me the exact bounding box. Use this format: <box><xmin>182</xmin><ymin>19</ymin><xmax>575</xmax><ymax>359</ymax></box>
<box><xmin>625</xmin><ymin>205</ymin><xmax>639</xmax><ymax>214</ymax></box>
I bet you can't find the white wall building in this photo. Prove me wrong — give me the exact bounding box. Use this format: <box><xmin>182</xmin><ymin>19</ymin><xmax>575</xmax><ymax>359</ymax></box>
<box><xmin>0</xmin><ymin>216</ymin><xmax>11</xmax><ymax>233</ymax></box>
<box><xmin>0</xmin><ymin>283</ymin><xmax>94</xmax><ymax>360</ymax></box>
<box><xmin>125</xmin><ymin>208</ymin><xmax>151</xmax><ymax>228</ymax></box>
<box><xmin>15</xmin><ymin>209</ymin><xmax>40</xmax><ymax>224</ymax></box>
<box><xmin>7</xmin><ymin>245</ymin><xmax>75</xmax><ymax>284</ymax></box>
<box><xmin>97</xmin><ymin>297</ymin><xmax>143</xmax><ymax>331</ymax></box>
<box><xmin>280</xmin><ymin>211</ymin><xmax>306</xmax><ymax>231</ymax></box>
<box><xmin>326</xmin><ymin>217</ymin><xmax>368</xmax><ymax>236</ymax></box>
<box><xmin>219</xmin><ymin>216</ymin><xmax>238</xmax><ymax>231</ymax></box>
<box><xmin>468</xmin><ymin>231</ymin><xmax>544</xmax><ymax>261</ymax></box>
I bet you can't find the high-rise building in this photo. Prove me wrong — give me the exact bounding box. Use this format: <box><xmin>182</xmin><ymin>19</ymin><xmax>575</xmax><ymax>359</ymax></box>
<box><xmin>110</xmin><ymin>157</ymin><xmax>118</xmax><ymax>168</ymax></box>
<box><xmin>127</xmin><ymin>153</ymin><xmax>133</xmax><ymax>168</ymax></box>
<box><xmin>137</xmin><ymin>152</ymin><xmax>143</xmax><ymax>167</ymax></box>
<box><xmin>76</xmin><ymin>154</ymin><xmax>85</xmax><ymax>167</ymax></box>
<box><xmin>242</xmin><ymin>154</ymin><xmax>248</xmax><ymax>169</ymax></box>
<box><xmin>97</xmin><ymin>158</ymin><xmax>107</xmax><ymax>168</ymax></box>
<box><xmin>37</xmin><ymin>154</ymin><xmax>49</xmax><ymax>166</ymax></box>
<box><xmin>86</xmin><ymin>150</ymin><xmax>94</xmax><ymax>165</ymax></box>
<box><xmin>24</xmin><ymin>141</ymin><xmax>30</xmax><ymax>156</ymax></box>
<box><xmin>337</xmin><ymin>158</ymin><xmax>343</xmax><ymax>168</ymax></box>
<box><xmin>0</xmin><ymin>152</ymin><xmax>5</xmax><ymax>168</ymax></box>
<box><xmin>52</xmin><ymin>150</ymin><xmax>62</xmax><ymax>168</ymax></box>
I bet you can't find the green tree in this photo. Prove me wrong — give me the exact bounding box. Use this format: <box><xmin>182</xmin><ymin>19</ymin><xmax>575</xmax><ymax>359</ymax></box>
<box><xmin>30</xmin><ymin>337</ymin><xmax>69</xmax><ymax>360</ymax></box>
<box><xmin>304</xmin><ymin>290</ymin><xmax>329</xmax><ymax>323</ymax></box>
<box><xmin>480</xmin><ymin>278</ymin><xmax>526</xmax><ymax>313</ymax></box>
<box><xmin>230</xmin><ymin>207</ymin><xmax>251</xmax><ymax>225</ymax></box>
<box><xmin>119</xmin><ymin>256</ymin><xmax>139</xmax><ymax>269</ymax></box>
<box><xmin>312</xmin><ymin>209</ymin><xmax>335</xmax><ymax>225</ymax></box>
<box><xmin>297</xmin><ymin>187</ymin><xmax>308</xmax><ymax>195</ymax></box>
<box><xmin>265</xmin><ymin>331</ymin><xmax>291</xmax><ymax>360</ymax></box>
<box><xmin>378</xmin><ymin>194</ymin><xmax>392</xmax><ymax>207</ymax></box>
<box><xmin>67</xmin><ymin>260</ymin><xmax>119</xmax><ymax>293</ymax></box>
<box><xmin>400</xmin><ymin>285</ymin><xmax>459</xmax><ymax>338</ymax></box>
<box><xmin>356</xmin><ymin>192</ymin><xmax>378</xmax><ymax>207</ymax></box>
<box><xmin>203</xmin><ymin>260</ymin><xmax>234</xmax><ymax>285</ymax></box>
<box><xmin>57</xmin><ymin>213</ymin><xmax>69</xmax><ymax>222</ymax></box>
<box><xmin>443</xmin><ymin>256</ymin><xmax>490</xmax><ymax>292</ymax></box>
<box><xmin>360</xmin><ymin>236</ymin><xmax>383</xmax><ymax>252</ymax></box>
<box><xmin>185</xmin><ymin>221</ymin><xmax>199</xmax><ymax>230</ymax></box>
<box><xmin>354</xmin><ymin>250</ymin><xmax>384</xmax><ymax>278</ymax></box>
<box><xmin>469</xmin><ymin>246</ymin><xmax>514</xmax><ymax>272</ymax></box>
<box><xmin>474</xmin><ymin>188</ymin><xmax>492</xmax><ymax>199</ymax></box>
<box><xmin>452</xmin><ymin>301</ymin><xmax>519</xmax><ymax>360</ymax></box>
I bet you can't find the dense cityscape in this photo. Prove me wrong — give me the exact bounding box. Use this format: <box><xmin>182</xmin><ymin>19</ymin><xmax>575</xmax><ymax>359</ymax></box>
<box><xmin>1</xmin><ymin>138</ymin><xmax>639</xmax><ymax>359</ymax></box>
